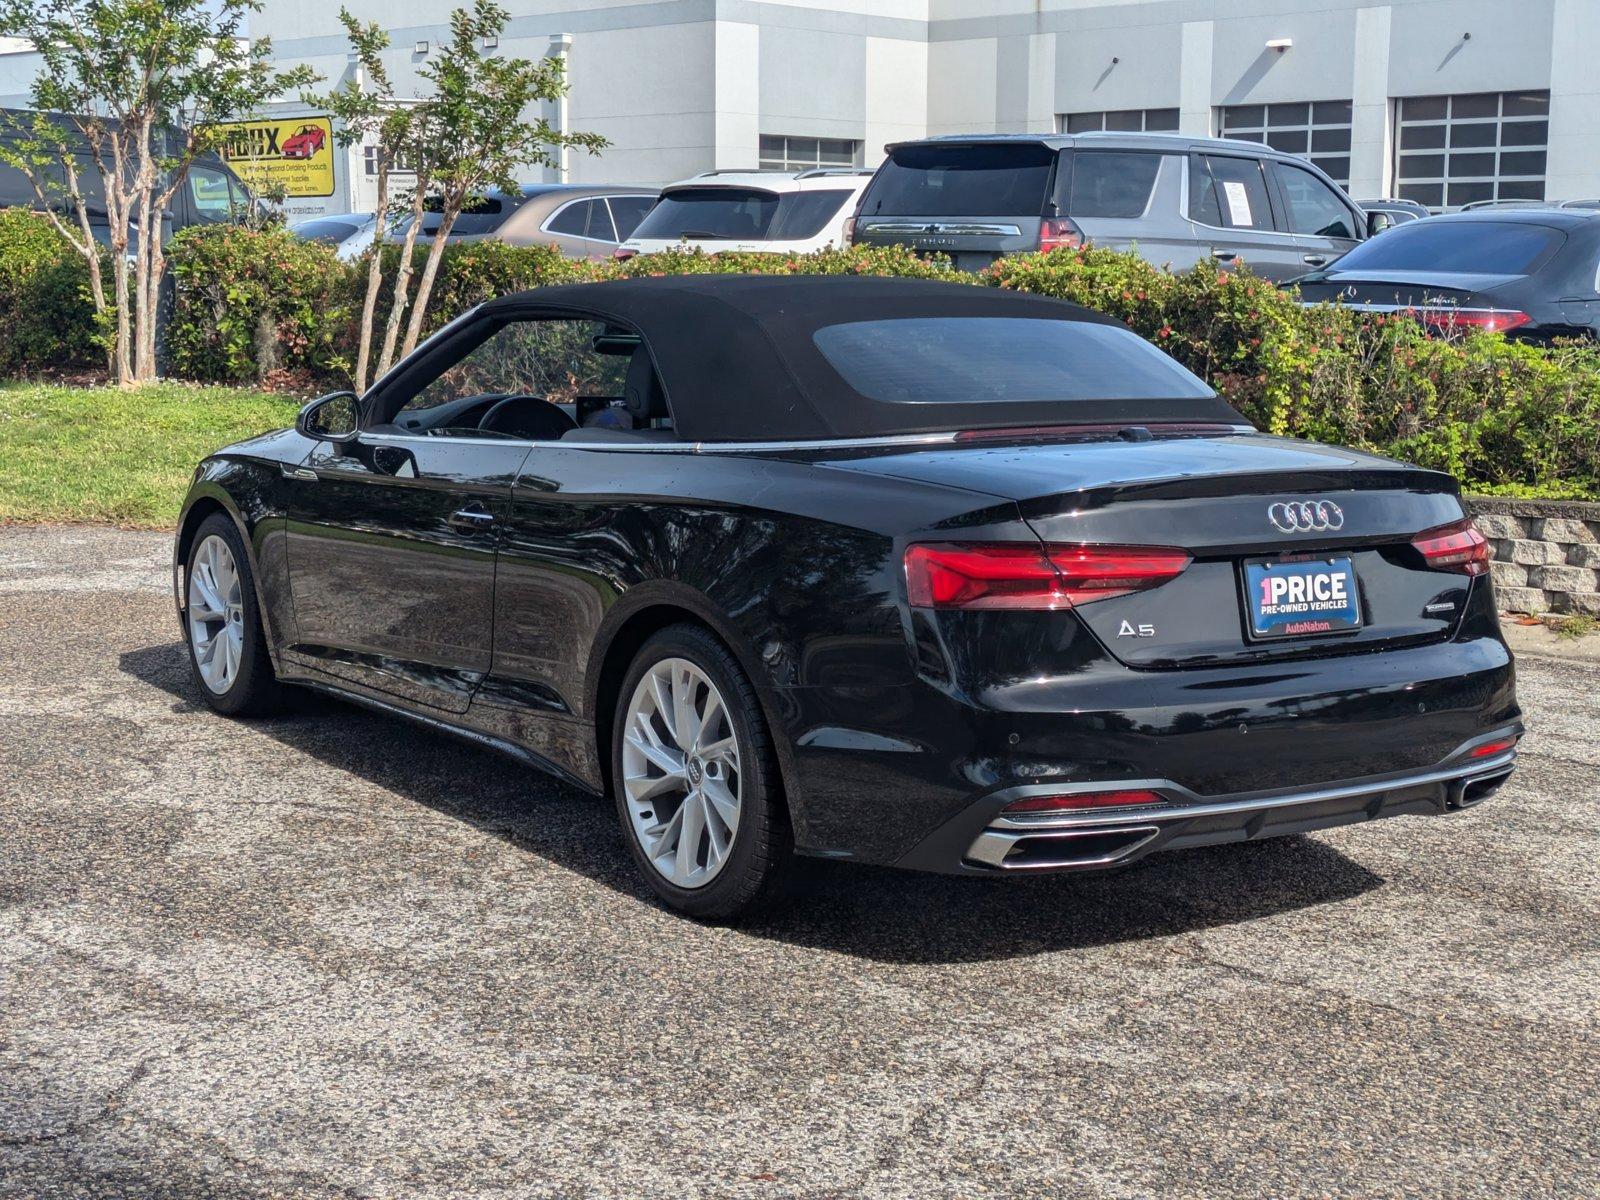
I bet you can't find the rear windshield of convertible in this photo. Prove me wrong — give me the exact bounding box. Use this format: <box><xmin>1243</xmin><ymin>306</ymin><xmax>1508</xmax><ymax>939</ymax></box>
<box><xmin>812</xmin><ymin>318</ymin><xmax>1215</xmax><ymax>404</ymax></box>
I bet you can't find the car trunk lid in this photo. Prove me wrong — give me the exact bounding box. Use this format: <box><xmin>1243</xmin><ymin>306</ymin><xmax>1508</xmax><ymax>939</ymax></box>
<box><xmin>819</xmin><ymin>432</ymin><xmax>1474</xmax><ymax>667</ymax></box>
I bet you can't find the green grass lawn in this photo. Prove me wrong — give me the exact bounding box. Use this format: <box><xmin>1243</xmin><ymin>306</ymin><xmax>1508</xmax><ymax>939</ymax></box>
<box><xmin>0</xmin><ymin>382</ymin><xmax>301</xmax><ymax>527</ymax></box>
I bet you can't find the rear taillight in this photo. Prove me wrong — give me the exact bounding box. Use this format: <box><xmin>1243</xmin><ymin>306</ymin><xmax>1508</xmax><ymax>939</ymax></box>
<box><xmin>1411</xmin><ymin>520</ymin><xmax>1490</xmax><ymax>576</ymax></box>
<box><xmin>1418</xmin><ymin>308</ymin><xmax>1532</xmax><ymax>334</ymax></box>
<box><xmin>1001</xmin><ymin>789</ymin><xmax>1165</xmax><ymax>815</ymax></box>
<box><xmin>1038</xmin><ymin>216</ymin><xmax>1084</xmax><ymax>254</ymax></box>
<box><xmin>842</xmin><ymin>215</ymin><xmax>856</xmax><ymax>245</ymax></box>
<box><xmin>904</xmin><ymin>543</ymin><xmax>1191</xmax><ymax>610</ymax></box>
<box><xmin>613</xmin><ymin>247</ymin><xmax>638</xmax><ymax>261</ymax></box>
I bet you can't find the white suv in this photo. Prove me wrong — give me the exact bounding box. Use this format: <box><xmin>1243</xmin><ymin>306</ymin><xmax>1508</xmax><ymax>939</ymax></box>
<box><xmin>615</xmin><ymin>168</ymin><xmax>873</xmax><ymax>259</ymax></box>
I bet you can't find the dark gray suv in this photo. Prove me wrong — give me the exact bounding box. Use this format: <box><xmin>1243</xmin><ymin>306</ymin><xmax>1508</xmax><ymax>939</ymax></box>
<box><xmin>851</xmin><ymin>132</ymin><xmax>1386</xmax><ymax>281</ymax></box>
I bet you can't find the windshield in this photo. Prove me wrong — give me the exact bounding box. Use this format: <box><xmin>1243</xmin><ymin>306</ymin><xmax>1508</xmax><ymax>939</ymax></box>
<box><xmin>859</xmin><ymin>143</ymin><xmax>1056</xmax><ymax>217</ymax></box>
<box><xmin>813</xmin><ymin>318</ymin><xmax>1215</xmax><ymax>404</ymax></box>
<box><xmin>1329</xmin><ymin>220</ymin><xmax>1564</xmax><ymax>275</ymax></box>
<box><xmin>631</xmin><ymin>187</ymin><xmax>852</xmax><ymax>241</ymax></box>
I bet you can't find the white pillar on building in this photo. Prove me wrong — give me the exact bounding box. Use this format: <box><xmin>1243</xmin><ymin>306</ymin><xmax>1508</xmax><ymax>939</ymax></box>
<box><xmin>713</xmin><ymin>22</ymin><xmax>760</xmax><ymax>170</ymax></box>
<box><xmin>548</xmin><ymin>32</ymin><xmax>573</xmax><ymax>183</ymax></box>
<box><xmin>1178</xmin><ymin>21</ymin><xmax>1214</xmax><ymax>136</ymax></box>
<box><xmin>1348</xmin><ymin>5</ymin><xmax>1392</xmax><ymax>200</ymax></box>
<box><xmin>1547</xmin><ymin>0</ymin><xmax>1600</xmax><ymax>201</ymax></box>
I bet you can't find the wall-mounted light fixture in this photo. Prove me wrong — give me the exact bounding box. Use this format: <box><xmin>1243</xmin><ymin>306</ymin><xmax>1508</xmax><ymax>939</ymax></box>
<box><xmin>1266</xmin><ymin>37</ymin><xmax>1292</xmax><ymax>52</ymax></box>
<box><xmin>413</xmin><ymin>40</ymin><xmax>429</xmax><ymax>55</ymax></box>
<box><xmin>482</xmin><ymin>35</ymin><xmax>498</xmax><ymax>49</ymax></box>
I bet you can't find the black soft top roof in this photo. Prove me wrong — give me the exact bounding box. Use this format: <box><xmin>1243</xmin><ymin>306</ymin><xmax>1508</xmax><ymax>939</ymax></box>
<box><xmin>481</xmin><ymin>274</ymin><xmax>1238</xmax><ymax>442</ymax></box>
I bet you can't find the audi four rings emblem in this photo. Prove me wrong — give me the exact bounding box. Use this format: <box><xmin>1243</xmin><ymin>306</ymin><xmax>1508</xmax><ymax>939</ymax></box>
<box><xmin>1268</xmin><ymin>500</ymin><xmax>1345</xmax><ymax>533</ymax></box>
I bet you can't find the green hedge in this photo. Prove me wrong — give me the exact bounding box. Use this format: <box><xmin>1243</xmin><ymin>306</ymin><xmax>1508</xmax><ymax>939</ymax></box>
<box><xmin>0</xmin><ymin>209</ymin><xmax>104</xmax><ymax>376</ymax></box>
<box><xmin>58</xmin><ymin>227</ymin><xmax>1600</xmax><ymax>497</ymax></box>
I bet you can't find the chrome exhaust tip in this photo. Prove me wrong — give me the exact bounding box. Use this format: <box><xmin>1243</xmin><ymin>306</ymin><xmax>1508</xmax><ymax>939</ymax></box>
<box><xmin>966</xmin><ymin>824</ymin><xmax>1161</xmax><ymax>871</ymax></box>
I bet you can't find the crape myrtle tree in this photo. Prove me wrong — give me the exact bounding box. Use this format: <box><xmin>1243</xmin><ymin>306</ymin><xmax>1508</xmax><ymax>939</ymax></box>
<box><xmin>0</xmin><ymin>0</ymin><xmax>314</xmax><ymax>385</ymax></box>
<box><xmin>307</xmin><ymin>8</ymin><xmax>414</xmax><ymax>393</ymax></box>
<box><xmin>0</xmin><ymin>111</ymin><xmax>114</xmax><ymax>370</ymax></box>
<box><xmin>378</xmin><ymin>0</ymin><xmax>607</xmax><ymax>374</ymax></box>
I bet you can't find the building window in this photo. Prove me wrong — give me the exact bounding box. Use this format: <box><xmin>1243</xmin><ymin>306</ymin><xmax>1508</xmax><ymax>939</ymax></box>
<box><xmin>1060</xmin><ymin>109</ymin><xmax>1180</xmax><ymax>134</ymax></box>
<box><xmin>1219</xmin><ymin>101</ymin><xmax>1352</xmax><ymax>188</ymax></box>
<box><xmin>1393</xmin><ymin>91</ymin><xmax>1548</xmax><ymax>211</ymax></box>
<box><xmin>758</xmin><ymin>135</ymin><xmax>860</xmax><ymax>172</ymax></box>
<box><xmin>364</xmin><ymin>145</ymin><xmax>417</xmax><ymax>177</ymax></box>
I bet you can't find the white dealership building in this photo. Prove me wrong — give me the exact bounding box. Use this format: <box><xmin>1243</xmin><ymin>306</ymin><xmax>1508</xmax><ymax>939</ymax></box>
<box><xmin>2</xmin><ymin>0</ymin><xmax>1597</xmax><ymax>210</ymax></box>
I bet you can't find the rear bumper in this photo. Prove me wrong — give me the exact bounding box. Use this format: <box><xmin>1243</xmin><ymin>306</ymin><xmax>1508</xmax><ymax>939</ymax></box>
<box><xmin>895</xmin><ymin>730</ymin><xmax>1520</xmax><ymax>875</ymax></box>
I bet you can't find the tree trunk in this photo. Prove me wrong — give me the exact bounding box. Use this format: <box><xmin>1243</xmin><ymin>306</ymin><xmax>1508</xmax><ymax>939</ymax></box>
<box><xmin>354</xmin><ymin>166</ymin><xmax>389</xmax><ymax>394</ymax></box>
<box><xmin>400</xmin><ymin>206</ymin><xmax>457</xmax><ymax>358</ymax></box>
<box><xmin>109</xmin><ymin>251</ymin><xmax>132</xmax><ymax>388</ymax></box>
<box><xmin>376</xmin><ymin>190</ymin><xmax>428</xmax><ymax>377</ymax></box>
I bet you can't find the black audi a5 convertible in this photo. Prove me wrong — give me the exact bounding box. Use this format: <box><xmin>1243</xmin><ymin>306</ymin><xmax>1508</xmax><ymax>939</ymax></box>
<box><xmin>175</xmin><ymin>275</ymin><xmax>1521</xmax><ymax>917</ymax></box>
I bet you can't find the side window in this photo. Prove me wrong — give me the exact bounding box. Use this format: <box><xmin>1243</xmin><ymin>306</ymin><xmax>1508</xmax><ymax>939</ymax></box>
<box><xmin>398</xmin><ymin>318</ymin><xmax>631</xmax><ymax>419</ymax></box>
<box><xmin>187</xmin><ymin>166</ymin><xmax>236</xmax><ymax>224</ymax></box>
<box><xmin>546</xmin><ymin>199</ymin><xmax>590</xmax><ymax>238</ymax></box>
<box><xmin>587</xmin><ymin>199</ymin><xmax>617</xmax><ymax>243</ymax></box>
<box><xmin>1187</xmin><ymin>155</ymin><xmax>1223</xmax><ymax>226</ymax></box>
<box><xmin>1275</xmin><ymin>162</ymin><xmax>1357</xmax><ymax>240</ymax></box>
<box><xmin>1068</xmin><ymin>151</ymin><xmax>1163</xmax><ymax>218</ymax></box>
<box><xmin>1196</xmin><ymin>155</ymin><xmax>1274</xmax><ymax>230</ymax></box>
<box><xmin>607</xmin><ymin>195</ymin><xmax>654</xmax><ymax>240</ymax></box>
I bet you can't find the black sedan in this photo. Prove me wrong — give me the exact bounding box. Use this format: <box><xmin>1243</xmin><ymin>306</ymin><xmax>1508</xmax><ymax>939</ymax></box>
<box><xmin>175</xmin><ymin>275</ymin><xmax>1522</xmax><ymax>918</ymax></box>
<box><xmin>1293</xmin><ymin>209</ymin><xmax>1600</xmax><ymax>339</ymax></box>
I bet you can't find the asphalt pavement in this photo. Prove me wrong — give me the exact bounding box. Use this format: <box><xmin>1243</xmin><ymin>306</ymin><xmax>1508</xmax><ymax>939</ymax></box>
<box><xmin>1</xmin><ymin>524</ymin><xmax>1596</xmax><ymax>1199</ymax></box>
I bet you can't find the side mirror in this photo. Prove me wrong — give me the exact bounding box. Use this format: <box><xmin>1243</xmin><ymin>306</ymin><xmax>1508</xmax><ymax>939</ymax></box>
<box><xmin>1366</xmin><ymin>210</ymin><xmax>1394</xmax><ymax>237</ymax></box>
<box><xmin>296</xmin><ymin>391</ymin><xmax>359</xmax><ymax>445</ymax></box>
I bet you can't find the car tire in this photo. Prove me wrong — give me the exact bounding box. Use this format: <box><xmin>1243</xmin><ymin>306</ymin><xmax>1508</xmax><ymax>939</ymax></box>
<box><xmin>611</xmin><ymin>624</ymin><xmax>791</xmax><ymax>920</ymax></box>
<box><xmin>183</xmin><ymin>512</ymin><xmax>286</xmax><ymax>717</ymax></box>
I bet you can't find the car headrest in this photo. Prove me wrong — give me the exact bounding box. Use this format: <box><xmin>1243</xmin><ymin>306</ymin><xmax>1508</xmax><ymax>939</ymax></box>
<box><xmin>623</xmin><ymin>347</ymin><xmax>670</xmax><ymax>421</ymax></box>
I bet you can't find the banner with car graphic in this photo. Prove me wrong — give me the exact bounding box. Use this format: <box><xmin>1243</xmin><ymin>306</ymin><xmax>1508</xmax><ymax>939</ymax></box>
<box><xmin>203</xmin><ymin>116</ymin><xmax>335</xmax><ymax>198</ymax></box>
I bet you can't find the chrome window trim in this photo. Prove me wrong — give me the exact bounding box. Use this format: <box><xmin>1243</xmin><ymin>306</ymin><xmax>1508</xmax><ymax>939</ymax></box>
<box><xmin>358</xmin><ymin>425</ymin><xmax>1254</xmax><ymax>455</ymax></box>
<box><xmin>538</xmin><ymin>195</ymin><xmax>622</xmax><ymax>245</ymax></box>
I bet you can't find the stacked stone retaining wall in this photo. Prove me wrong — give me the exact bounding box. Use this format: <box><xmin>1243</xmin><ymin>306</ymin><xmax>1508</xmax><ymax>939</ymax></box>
<box><xmin>1467</xmin><ymin>497</ymin><xmax>1600</xmax><ymax>617</ymax></box>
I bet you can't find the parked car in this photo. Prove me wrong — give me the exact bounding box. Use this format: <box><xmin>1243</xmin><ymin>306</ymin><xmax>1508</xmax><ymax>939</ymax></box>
<box><xmin>288</xmin><ymin>211</ymin><xmax>378</xmax><ymax>262</ymax></box>
<box><xmin>1461</xmin><ymin>197</ymin><xmax>1600</xmax><ymax>213</ymax></box>
<box><xmin>1292</xmin><ymin>209</ymin><xmax>1600</xmax><ymax>340</ymax></box>
<box><xmin>280</xmin><ymin>124</ymin><xmax>327</xmax><ymax>160</ymax></box>
<box><xmin>615</xmin><ymin>168</ymin><xmax>872</xmax><ymax>259</ymax></box>
<box><xmin>175</xmin><ymin>274</ymin><xmax>1520</xmax><ymax>918</ymax></box>
<box><xmin>1355</xmin><ymin>198</ymin><xmax>1430</xmax><ymax>227</ymax></box>
<box><xmin>393</xmin><ymin>183</ymin><xmax>659</xmax><ymax>259</ymax></box>
<box><xmin>0</xmin><ymin>107</ymin><xmax>256</xmax><ymax>246</ymax></box>
<box><xmin>851</xmin><ymin>132</ymin><xmax>1385</xmax><ymax>280</ymax></box>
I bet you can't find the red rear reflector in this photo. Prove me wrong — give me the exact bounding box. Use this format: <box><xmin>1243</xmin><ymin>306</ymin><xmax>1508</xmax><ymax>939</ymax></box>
<box><xmin>1411</xmin><ymin>520</ymin><xmax>1490</xmax><ymax>576</ymax></box>
<box><xmin>1418</xmin><ymin>308</ymin><xmax>1532</xmax><ymax>334</ymax></box>
<box><xmin>1469</xmin><ymin>737</ymin><xmax>1518</xmax><ymax>759</ymax></box>
<box><xmin>905</xmin><ymin>543</ymin><xmax>1191</xmax><ymax>610</ymax></box>
<box><xmin>1002</xmin><ymin>789</ymin><xmax>1165</xmax><ymax>814</ymax></box>
<box><xmin>1038</xmin><ymin>216</ymin><xmax>1084</xmax><ymax>254</ymax></box>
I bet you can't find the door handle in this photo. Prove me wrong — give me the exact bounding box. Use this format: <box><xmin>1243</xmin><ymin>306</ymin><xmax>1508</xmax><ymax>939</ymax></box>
<box><xmin>448</xmin><ymin>506</ymin><xmax>496</xmax><ymax>533</ymax></box>
<box><xmin>1211</xmin><ymin>249</ymin><xmax>1238</xmax><ymax>262</ymax></box>
<box><xmin>1302</xmin><ymin>254</ymin><xmax>1329</xmax><ymax>267</ymax></box>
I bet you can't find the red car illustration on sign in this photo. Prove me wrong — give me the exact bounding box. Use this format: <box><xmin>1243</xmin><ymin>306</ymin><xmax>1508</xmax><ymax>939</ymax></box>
<box><xmin>281</xmin><ymin>124</ymin><xmax>326</xmax><ymax>160</ymax></box>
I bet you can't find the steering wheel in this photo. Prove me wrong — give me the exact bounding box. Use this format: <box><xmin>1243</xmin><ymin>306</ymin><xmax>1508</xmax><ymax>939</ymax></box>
<box><xmin>478</xmin><ymin>394</ymin><xmax>579</xmax><ymax>441</ymax></box>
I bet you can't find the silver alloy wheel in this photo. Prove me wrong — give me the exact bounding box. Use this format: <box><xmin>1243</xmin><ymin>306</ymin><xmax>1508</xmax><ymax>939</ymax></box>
<box><xmin>187</xmin><ymin>533</ymin><xmax>245</xmax><ymax>696</ymax></box>
<box><xmin>621</xmin><ymin>657</ymin><xmax>743</xmax><ymax>889</ymax></box>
